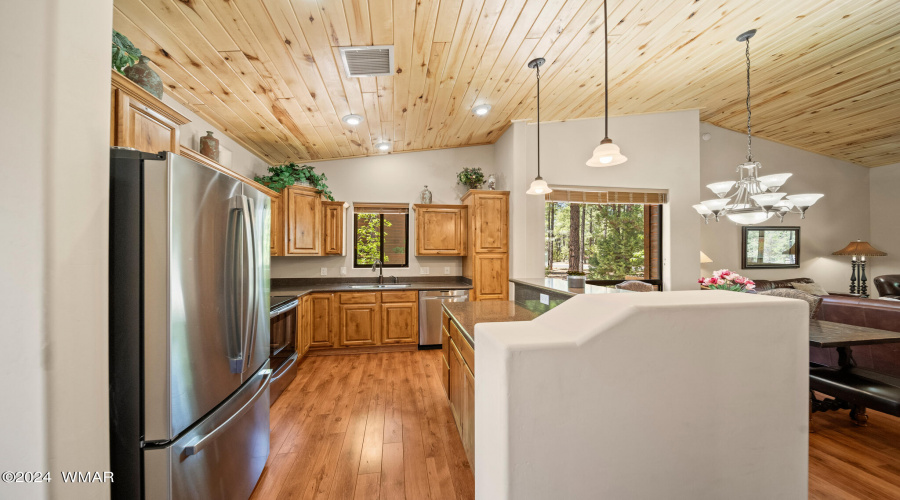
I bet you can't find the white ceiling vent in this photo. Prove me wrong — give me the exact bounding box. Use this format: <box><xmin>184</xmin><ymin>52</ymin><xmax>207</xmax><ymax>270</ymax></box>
<box><xmin>339</xmin><ymin>45</ymin><xmax>394</xmax><ymax>78</ymax></box>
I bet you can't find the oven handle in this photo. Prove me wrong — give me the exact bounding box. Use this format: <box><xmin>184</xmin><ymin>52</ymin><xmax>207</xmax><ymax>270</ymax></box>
<box><xmin>269</xmin><ymin>299</ymin><xmax>299</xmax><ymax>318</ymax></box>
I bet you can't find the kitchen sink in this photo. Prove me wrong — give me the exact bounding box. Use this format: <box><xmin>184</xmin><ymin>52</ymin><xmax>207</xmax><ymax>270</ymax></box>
<box><xmin>349</xmin><ymin>284</ymin><xmax>411</xmax><ymax>289</ymax></box>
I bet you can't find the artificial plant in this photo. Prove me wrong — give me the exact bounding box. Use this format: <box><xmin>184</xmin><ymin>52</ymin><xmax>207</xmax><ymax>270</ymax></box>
<box><xmin>112</xmin><ymin>30</ymin><xmax>142</xmax><ymax>74</ymax></box>
<box><xmin>254</xmin><ymin>162</ymin><xmax>334</xmax><ymax>200</ymax></box>
<box><xmin>457</xmin><ymin>167</ymin><xmax>485</xmax><ymax>190</ymax></box>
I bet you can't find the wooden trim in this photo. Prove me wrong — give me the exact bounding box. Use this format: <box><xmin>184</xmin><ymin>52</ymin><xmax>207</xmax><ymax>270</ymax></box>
<box><xmin>413</xmin><ymin>204</ymin><xmax>467</xmax><ymax>210</ymax></box>
<box><xmin>460</xmin><ymin>189</ymin><xmax>509</xmax><ymax>203</ymax></box>
<box><xmin>111</xmin><ymin>70</ymin><xmax>189</xmax><ymax>125</ymax></box>
<box><xmin>353</xmin><ymin>202</ymin><xmax>410</xmax><ymax>213</ymax></box>
<box><xmin>179</xmin><ymin>147</ymin><xmax>279</xmax><ymax>197</ymax></box>
<box><xmin>305</xmin><ymin>344</ymin><xmax>417</xmax><ymax>355</ymax></box>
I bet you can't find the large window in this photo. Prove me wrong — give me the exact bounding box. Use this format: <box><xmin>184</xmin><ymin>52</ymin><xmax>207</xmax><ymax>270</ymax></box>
<box><xmin>544</xmin><ymin>189</ymin><xmax>664</xmax><ymax>288</ymax></box>
<box><xmin>353</xmin><ymin>204</ymin><xmax>409</xmax><ymax>268</ymax></box>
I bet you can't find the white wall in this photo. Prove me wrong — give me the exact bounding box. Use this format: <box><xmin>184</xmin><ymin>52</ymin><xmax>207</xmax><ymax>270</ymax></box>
<box><xmin>493</xmin><ymin>122</ymin><xmax>528</xmax><ymax>296</ymax></box>
<box><xmin>869</xmin><ymin>162</ymin><xmax>900</xmax><ymax>284</ymax></box>
<box><xmin>699</xmin><ymin>123</ymin><xmax>871</xmax><ymax>292</ymax></box>
<box><xmin>271</xmin><ymin>145</ymin><xmax>496</xmax><ymax>278</ymax></box>
<box><xmin>162</xmin><ymin>94</ymin><xmax>270</xmax><ymax>179</ymax></box>
<box><xmin>517</xmin><ymin>110</ymin><xmax>702</xmax><ymax>291</ymax></box>
<box><xmin>0</xmin><ymin>1</ymin><xmax>112</xmax><ymax>499</ymax></box>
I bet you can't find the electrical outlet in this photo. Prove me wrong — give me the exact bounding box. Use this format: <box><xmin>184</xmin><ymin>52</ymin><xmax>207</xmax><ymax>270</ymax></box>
<box><xmin>320</xmin><ymin>267</ymin><xmax>327</xmax><ymax>276</ymax></box>
<box><xmin>444</xmin><ymin>267</ymin><xmax>451</xmax><ymax>275</ymax></box>
<box><xmin>340</xmin><ymin>267</ymin><xmax>347</xmax><ymax>276</ymax></box>
<box><xmin>420</xmin><ymin>267</ymin><xmax>430</xmax><ymax>275</ymax></box>
<box><xmin>540</xmin><ymin>293</ymin><xmax>550</xmax><ymax>305</ymax></box>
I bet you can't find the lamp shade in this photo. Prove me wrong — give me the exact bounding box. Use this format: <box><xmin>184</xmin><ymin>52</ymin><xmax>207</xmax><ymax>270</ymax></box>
<box><xmin>526</xmin><ymin>177</ymin><xmax>552</xmax><ymax>195</ymax></box>
<box><xmin>586</xmin><ymin>141</ymin><xmax>627</xmax><ymax>167</ymax></box>
<box><xmin>706</xmin><ymin>181</ymin><xmax>736</xmax><ymax>197</ymax></box>
<box><xmin>757</xmin><ymin>173</ymin><xmax>792</xmax><ymax>191</ymax></box>
<box><xmin>700</xmin><ymin>198</ymin><xmax>731</xmax><ymax>212</ymax></box>
<box><xmin>832</xmin><ymin>240</ymin><xmax>887</xmax><ymax>257</ymax></box>
<box><xmin>692</xmin><ymin>204</ymin><xmax>713</xmax><ymax>215</ymax></box>
<box><xmin>700</xmin><ymin>251</ymin><xmax>713</xmax><ymax>264</ymax></box>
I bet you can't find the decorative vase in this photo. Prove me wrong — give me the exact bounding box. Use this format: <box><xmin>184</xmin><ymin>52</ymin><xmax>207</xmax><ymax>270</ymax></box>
<box><xmin>123</xmin><ymin>55</ymin><xmax>163</xmax><ymax>100</ymax></box>
<box><xmin>420</xmin><ymin>185</ymin><xmax>433</xmax><ymax>204</ymax></box>
<box><xmin>567</xmin><ymin>275</ymin><xmax>585</xmax><ymax>288</ymax></box>
<box><xmin>294</xmin><ymin>179</ymin><xmax>314</xmax><ymax>187</ymax></box>
<box><xmin>487</xmin><ymin>174</ymin><xmax>497</xmax><ymax>190</ymax></box>
<box><xmin>199</xmin><ymin>131</ymin><xmax>220</xmax><ymax>162</ymax></box>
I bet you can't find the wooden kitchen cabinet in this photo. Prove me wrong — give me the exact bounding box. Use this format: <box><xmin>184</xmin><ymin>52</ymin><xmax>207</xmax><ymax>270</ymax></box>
<box><xmin>270</xmin><ymin>194</ymin><xmax>283</xmax><ymax>256</ymax></box>
<box><xmin>299</xmin><ymin>295</ymin><xmax>311</xmax><ymax>357</ymax></box>
<box><xmin>338</xmin><ymin>293</ymin><xmax>379</xmax><ymax>346</ymax></box>
<box><xmin>462</xmin><ymin>191</ymin><xmax>509</xmax><ymax>301</ymax></box>
<box><xmin>462</xmin><ymin>360</ymin><xmax>475</xmax><ymax>466</ymax></box>
<box><xmin>380</xmin><ymin>302</ymin><xmax>417</xmax><ymax>344</ymax></box>
<box><xmin>449</xmin><ymin>338</ymin><xmax>466</xmax><ymax>431</ymax></box>
<box><xmin>285</xmin><ymin>186</ymin><xmax>322</xmax><ymax>255</ymax></box>
<box><xmin>413</xmin><ymin>205</ymin><xmax>467</xmax><ymax>256</ymax></box>
<box><xmin>110</xmin><ymin>71</ymin><xmax>188</xmax><ymax>155</ymax></box>
<box><xmin>321</xmin><ymin>201</ymin><xmax>345</xmax><ymax>255</ymax></box>
<box><xmin>308</xmin><ymin>293</ymin><xmax>335</xmax><ymax>348</ymax></box>
<box><xmin>445</xmin><ymin>314</ymin><xmax>475</xmax><ymax>464</ymax></box>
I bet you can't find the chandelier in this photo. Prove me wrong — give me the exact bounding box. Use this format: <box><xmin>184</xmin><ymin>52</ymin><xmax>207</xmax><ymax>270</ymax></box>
<box><xmin>693</xmin><ymin>29</ymin><xmax>823</xmax><ymax>225</ymax></box>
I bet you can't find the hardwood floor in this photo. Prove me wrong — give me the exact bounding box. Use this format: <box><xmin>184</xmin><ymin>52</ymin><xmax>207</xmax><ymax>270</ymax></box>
<box><xmin>251</xmin><ymin>349</ymin><xmax>473</xmax><ymax>500</ymax></box>
<box><xmin>253</xmin><ymin>350</ymin><xmax>900</xmax><ymax>499</ymax></box>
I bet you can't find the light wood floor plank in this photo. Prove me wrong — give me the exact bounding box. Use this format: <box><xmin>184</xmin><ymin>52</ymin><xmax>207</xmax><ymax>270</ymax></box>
<box><xmin>380</xmin><ymin>442</ymin><xmax>406</xmax><ymax>500</ymax></box>
<box><xmin>353</xmin><ymin>472</ymin><xmax>382</xmax><ymax>500</ymax></box>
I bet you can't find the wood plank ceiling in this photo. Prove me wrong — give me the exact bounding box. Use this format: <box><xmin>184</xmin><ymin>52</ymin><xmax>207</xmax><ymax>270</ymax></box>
<box><xmin>113</xmin><ymin>0</ymin><xmax>900</xmax><ymax>167</ymax></box>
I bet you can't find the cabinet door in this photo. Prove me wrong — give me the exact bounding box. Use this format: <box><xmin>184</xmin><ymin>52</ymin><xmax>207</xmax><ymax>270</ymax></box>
<box><xmin>322</xmin><ymin>202</ymin><xmax>344</xmax><ymax>255</ymax></box>
<box><xmin>299</xmin><ymin>296</ymin><xmax>311</xmax><ymax>357</ymax></box>
<box><xmin>449</xmin><ymin>339</ymin><xmax>465</xmax><ymax>431</ymax></box>
<box><xmin>462</xmin><ymin>361</ymin><xmax>475</xmax><ymax>466</ymax></box>
<box><xmin>308</xmin><ymin>293</ymin><xmax>335</xmax><ymax>348</ymax></box>
<box><xmin>473</xmin><ymin>253</ymin><xmax>509</xmax><ymax>301</ymax></box>
<box><xmin>112</xmin><ymin>90</ymin><xmax>180</xmax><ymax>154</ymax></box>
<box><xmin>285</xmin><ymin>187</ymin><xmax>321</xmax><ymax>255</ymax></box>
<box><xmin>380</xmin><ymin>302</ymin><xmax>417</xmax><ymax>344</ymax></box>
<box><xmin>270</xmin><ymin>194</ymin><xmax>283</xmax><ymax>256</ymax></box>
<box><xmin>416</xmin><ymin>207</ymin><xmax>466</xmax><ymax>256</ymax></box>
<box><xmin>339</xmin><ymin>303</ymin><xmax>379</xmax><ymax>346</ymax></box>
<box><xmin>472</xmin><ymin>193</ymin><xmax>509</xmax><ymax>253</ymax></box>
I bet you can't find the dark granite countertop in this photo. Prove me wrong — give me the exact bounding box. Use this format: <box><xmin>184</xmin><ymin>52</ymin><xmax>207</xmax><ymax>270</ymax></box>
<box><xmin>270</xmin><ymin>277</ymin><xmax>472</xmax><ymax>298</ymax></box>
<box><xmin>443</xmin><ymin>301</ymin><xmax>538</xmax><ymax>347</ymax></box>
<box><xmin>510</xmin><ymin>277</ymin><xmax>627</xmax><ymax>296</ymax></box>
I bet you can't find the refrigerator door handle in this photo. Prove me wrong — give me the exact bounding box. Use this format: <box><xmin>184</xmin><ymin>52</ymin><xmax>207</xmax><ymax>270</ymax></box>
<box><xmin>240</xmin><ymin>195</ymin><xmax>258</xmax><ymax>374</ymax></box>
<box><xmin>226</xmin><ymin>201</ymin><xmax>245</xmax><ymax>374</ymax></box>
<box><xmin>183</xmin><ymin>368</ymin><xmax>272</xmax><ymax>456</ymax></box>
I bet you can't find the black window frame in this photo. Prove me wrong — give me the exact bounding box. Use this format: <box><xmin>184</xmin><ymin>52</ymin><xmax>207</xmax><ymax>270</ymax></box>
<box><xmin>352</xmin><ymin>212</ymin><xmax>410</xmax><ymax>268</ymax></box>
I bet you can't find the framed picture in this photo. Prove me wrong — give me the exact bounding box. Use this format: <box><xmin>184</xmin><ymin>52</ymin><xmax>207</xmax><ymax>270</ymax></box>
<box><xmin>741</xmin><ymin>226</ymin><xmax>800</xmax><ymax>269</ymax></box>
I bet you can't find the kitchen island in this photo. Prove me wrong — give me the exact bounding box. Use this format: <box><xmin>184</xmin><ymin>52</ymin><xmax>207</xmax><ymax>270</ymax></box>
<box><xmin>439</xmin><ymin>300</ymin><xmax>538</xmax><ymax>467</ymax></box>
<box><xmin>510</xmin><ymin>277</ymin><xmax>630</xmax><ymax>314</ymax></box>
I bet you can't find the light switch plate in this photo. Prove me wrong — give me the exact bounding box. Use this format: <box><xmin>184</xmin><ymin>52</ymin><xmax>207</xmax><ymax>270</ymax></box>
<box><xmin>444</xmin><ymin>267</ymin><xmax>450</xmax><ymax>275</ymax></box>
<box><xmin>340</xmin><ymin>267</ymin><xmax>347</xmax><ymax>276</ymax></box>
<box><xmin>420</xmin><ymin>267</ymin><xmax>430</xmax><ymax>275</ymax></box>
<box><xmin>540</xmin><ymin>293</ymin><xmax>550</xmax><ymax>305</ymax></box>
<box><xmin>320</xmin><ymin>267</ymin><xmax>327</xmax><ymax>276</ymax></box>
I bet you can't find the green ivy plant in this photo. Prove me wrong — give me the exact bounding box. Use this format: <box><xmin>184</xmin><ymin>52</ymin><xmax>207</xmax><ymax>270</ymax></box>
<box><xmin>457</xmin><ymin>167</ymin><xmax>485</xmax><ymax>190</ymax></box>
<box><xmin>254</xmin><ymin>162</ymin><xmax>334</xmax><ymax>200</ymax></box>
<box><xmin>112</xmin><ymin>30</ymin><xmax>142</xmax><ymax>74</ymax></box>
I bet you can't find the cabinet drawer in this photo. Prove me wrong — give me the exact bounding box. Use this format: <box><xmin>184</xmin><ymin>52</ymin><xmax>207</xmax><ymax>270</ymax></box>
<box><xmin>340</xmin><ymin>292</ymin><xmax>378</xmax><ymax>304</ymax></box>
<box><xmin>381</xmin><ymin>290</ymin><xmax>417</xmax><ymax>303</ymax></box>
<box><xmin>449</xmin><ymin>321</ymin><xmax>475</xmax><ymax>374</ymax></box>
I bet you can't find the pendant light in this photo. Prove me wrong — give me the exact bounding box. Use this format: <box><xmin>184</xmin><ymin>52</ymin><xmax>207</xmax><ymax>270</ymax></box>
<box><xmin>586</xmin><ymin>0</ymin><xmax>627</xmax><ymax>167</ymax></box>
<box><xmin>526</xmin><ymin>57</ymin><xmax>552</xmax><ymax>195</ymax></box>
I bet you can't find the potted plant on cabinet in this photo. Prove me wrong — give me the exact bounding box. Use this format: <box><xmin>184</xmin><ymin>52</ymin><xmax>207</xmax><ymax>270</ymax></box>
<box><xmin>567</xmin><ymin>271</ymin><xmax>586</xmax><ymax>288</ymax></box>
<box><xmin>254</xmin><ymin>163</ymin><xmax>335</xmax><ymax>200</ymax></box>
<box><xmin>457</xmin><ymin>167</ymin><xmax>486</xmax><ymax>191</ymax></box>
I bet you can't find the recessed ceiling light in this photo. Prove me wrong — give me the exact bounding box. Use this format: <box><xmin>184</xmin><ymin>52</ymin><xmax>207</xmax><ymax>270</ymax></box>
<box><xmin>472</xmin><ymin>104</ymin><xmax>491</xmax><ymax>116</ymax></box>
<box><xmin>375</xmin><ymin>142</ymin><xmax>391</xmax><ymax>152</ymax></box>
<box><xmin>342</xmin><ymin>114</ymin><xmax>364</xmax><ymax>126</ymax></box>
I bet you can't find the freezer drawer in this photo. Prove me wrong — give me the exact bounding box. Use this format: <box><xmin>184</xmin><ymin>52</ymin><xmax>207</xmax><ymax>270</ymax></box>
<box><xmin>144</xmin><ymin>363</ymin><xmax>271</xmax><ymax>500</ymax></box>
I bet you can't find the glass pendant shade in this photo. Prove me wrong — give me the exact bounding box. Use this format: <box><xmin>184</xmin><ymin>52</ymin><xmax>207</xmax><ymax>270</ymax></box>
<box><xmin>774</xmin><ymin>200</ymin><xmax>794</xmax><ymax>210</ymax></box>
<box><xmin>700</xmin><ymin>198</ymin><xmax>731</xmax><ymax>212</ymax></box>
<box><xmin>586</xmin><ymin>141</ymin><xmax>627</xmax><ymax>167</ymax></box>
<box><xmin>750</xmin><ymin>192</ymin><xmax>786</xmax><ymax>207</ymax></box>
<box><xmin>706</xmin><ymin>181</ymin><xmax>736</xmax><ymax>197</ymax></box>
<box><xmin>692</xmin><ymin>204</ymin><xmax>713</xmax><ymax>215</ymax></box>
<box><xmin>726</xmin><ymin>210</ymin><xmax>774</xmax><ymax>225</ymax></box>
<box><xmin>757</xmin><ymin>173</ymin><xmax>792</xmax><ymax>191</ymax></box>
<box><xmin>526</xmin><ymin>177</ymin><xmax>551</xmax><ymax>195</ymax></box>
<box><xmin>786</xmin><ymin>193</ymin><xmax>824</xmax><ymax>208</ymax></box>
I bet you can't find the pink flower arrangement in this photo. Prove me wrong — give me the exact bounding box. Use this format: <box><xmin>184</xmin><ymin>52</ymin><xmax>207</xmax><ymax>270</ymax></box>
<box><xmin>698</xmin><ymin>269</ymin><xmax>756</xmax><ymax>292</ymax></box>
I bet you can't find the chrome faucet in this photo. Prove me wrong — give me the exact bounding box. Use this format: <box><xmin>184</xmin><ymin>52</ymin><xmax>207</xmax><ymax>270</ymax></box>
<box><xmin>372</xmin><ymin>259</ymin><xmax>384</xmax><ymax>284</ymax></box>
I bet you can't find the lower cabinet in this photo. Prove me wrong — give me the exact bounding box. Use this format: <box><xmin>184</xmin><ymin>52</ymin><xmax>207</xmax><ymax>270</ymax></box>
<box><xmin>380</xmin><ymin>302</ymin><xmax>417</xmax><ymax>344</ymax></box>
<box><xmin>301</xmin><ymin>291</ymin><xmax>419</xmax><ymax>350</ymax></box>
<box><xmin>298</xmin><ymin>295</ymin><xmax>311</xmax><ymax>357</ymax></box>
<box><xmin>309</xmin><ymin>293</ymin><xmax>335</xmax><ymax>348</ymax></box>
<box><xmin>339</xmin><ymin>302</ymin><xmax>379</xmax><ymax>346</ymax></box>
<box><xmin>446</xmin><ymin>327</ymin><xmax>476</xmax><ymax>467</ymax></box>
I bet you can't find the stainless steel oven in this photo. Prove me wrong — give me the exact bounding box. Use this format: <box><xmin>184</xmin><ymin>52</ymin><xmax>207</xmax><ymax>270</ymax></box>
<box><xmin>269</xmin><ymin>296</ymin><xmax>299</xmax><ymax>404</ymax></box>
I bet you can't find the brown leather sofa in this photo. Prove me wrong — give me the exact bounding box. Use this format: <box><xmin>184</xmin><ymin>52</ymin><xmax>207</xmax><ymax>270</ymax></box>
<box><xmin>875</xmin><ymin>275</ymin><xmax>900</xmax><ymax>299</ymax></box>
<box><xmin>752</xmin><ymin>277</ymin><xmax>900</xmax><ymax>378</ymax></box>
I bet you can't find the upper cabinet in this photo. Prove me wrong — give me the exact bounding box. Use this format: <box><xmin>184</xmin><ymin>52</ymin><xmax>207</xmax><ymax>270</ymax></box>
<box><xmin>462</xmin><ymin>191</ymin><xmax>510</xmax><ymax>301</ymax></box>
<box><xmin>321</xmin><ymin>201</ymin><xmax>346</xmax><ymax>256</ymax></box>
<box><xmin>413</xmin><ymin>205</ymin><xmax>467</xmax><ymax>256</ymax></box>
<box><xmin>285</xmin><ymin>186</ymin><xmax>322</xmax><ymax>255</ymax></box>
<box><xmin>270</xmin><ymin>194</ymin><xmax>283</xmax><ymax>256</ymax></box>
<box><xmin>110</xmin><ymin>70</ymin><xmax>188</xmax><ymax>155</ymax></box>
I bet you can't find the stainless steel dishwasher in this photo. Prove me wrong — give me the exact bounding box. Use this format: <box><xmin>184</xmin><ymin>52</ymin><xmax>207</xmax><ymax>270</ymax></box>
<box><xmin>418</xmin><ymin>289</ymin><xmax>469</xmax><ymax>347</ymax></box>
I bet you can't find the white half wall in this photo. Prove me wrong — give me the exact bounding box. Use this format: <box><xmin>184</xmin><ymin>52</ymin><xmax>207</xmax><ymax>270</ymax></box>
<box><xmin>699</xmin><ymin>123</ymin><xmax>871</xmax><ymax>292</ymax></box>
<box><xmin>869</xmin><ymin>162</ymin><xmax>900</xmax><ymax>283</ymax></box>
<box><xmin>517</xmin><ymin>110</ymin><xmax>702</xmax><ymax>290</ymax></box>
<box><xmin>475</xmin><ymin>291</ymin><xmax>809</xmax><ymax>500</ymax></box>
<box><xmin>1</xmin><ymin>1</ymin><xmax>113</xmax><ymax>499</ymax></box>
<box><xmin>271</xmin><ymin>145</ymin><xmax>495</xmax><ymax>278</ymax></box>
<box><xmin>162</xmin><ymin>94</ymin><xmax>270</xmax><ymax>180</ymax></box>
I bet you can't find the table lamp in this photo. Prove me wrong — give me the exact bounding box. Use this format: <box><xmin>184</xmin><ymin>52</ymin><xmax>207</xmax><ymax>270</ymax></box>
<box><xmin>832</xmin><ymin>240</ymin><xmax>887</xmax><ymax>298</ymax></box>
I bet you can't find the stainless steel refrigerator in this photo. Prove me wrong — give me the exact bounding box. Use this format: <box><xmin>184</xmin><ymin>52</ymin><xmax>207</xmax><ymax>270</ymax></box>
<box><xmin>109</xmin><ymin>148</ymin><xmax>271</xmax><ymax>499</ymax></box>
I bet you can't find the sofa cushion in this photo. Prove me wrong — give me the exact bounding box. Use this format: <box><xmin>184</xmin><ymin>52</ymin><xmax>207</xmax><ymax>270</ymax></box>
<box><xmin>758</xmin><ymin>289</ymin><xmax>823</xmax><ymax>318</ymax></box>
<box><xmin>791</xmin><ymin>282</ymin><xmax>829</xmax><ymax>296</ymax></box>
<box><xmin>752</xmin><ymin>277</ymin><xmax>815</xmax><ymax>292</ymax></box>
